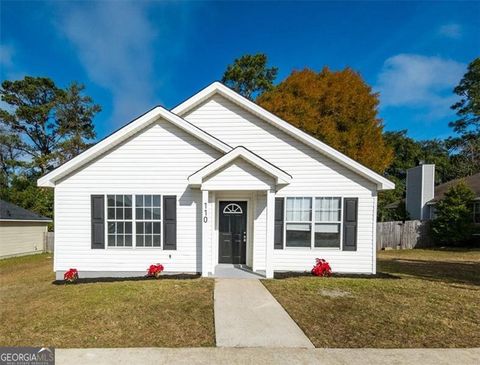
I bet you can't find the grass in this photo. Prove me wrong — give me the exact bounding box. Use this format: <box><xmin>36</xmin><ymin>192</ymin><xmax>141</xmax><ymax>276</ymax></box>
<box><xmin>0</xmin><ymin>254</ymin><xmax>215</xmax><ymax>348</ymax></box>
<box><xmin>263</xmin><ymin>249</ymin><xmax>480</xmax><ymax>348</ymax></box>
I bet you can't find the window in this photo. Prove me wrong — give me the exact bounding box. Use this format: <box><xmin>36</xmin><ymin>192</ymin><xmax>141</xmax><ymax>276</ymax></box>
<box><xmin>286</xmin><ymin>197</ymin><xmax>312</xmax><ymax>247</ymax></box>
<box><xmin>135</xmin><ymin>195</ymin><xmax>161</xmax><ymax>247</ymax></box>
<box><xmin>315</xmin><ymin>197</ymin><xmax>341</xmax><ymax>248</ymax></box>
<box><xmin>284</xmin><ymin>196</ymin><xmax>343</xmax><ymax>249</ymax></box>
<box><xmin>107</xmin><ymin>195</ymin><xmax>133</xmax><ymax>247</ymax></box>
<box><xmin>474</xmin><ymin>201</ymin><xmax>480</xmax><ymax>224</ymax></box>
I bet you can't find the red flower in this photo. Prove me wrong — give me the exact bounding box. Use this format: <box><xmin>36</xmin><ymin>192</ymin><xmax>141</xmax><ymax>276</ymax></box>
<box><xmin>147</xmin><ymin>264</ymin><xmax>164</xmax><ymax>278</ymax></box>
<box><xmin>311</xmin><ymin>258</ymin><xmax>332</xmax><ymax>277</ymax></box>
<box><xmin>64</xmin><ymin>268</ymin><xmax>79</xmax><ymax>283</ymax></box>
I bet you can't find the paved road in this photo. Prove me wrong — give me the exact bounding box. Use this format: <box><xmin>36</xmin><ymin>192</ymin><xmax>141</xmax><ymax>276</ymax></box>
<box><xmin>56</xmin><ymin>347</ymin><xmax>480</xmax><ymax>365</ymax></box>
<box><xmin>214</xmin><ymin>278</ymin><xmax>314</xmax><ymax>348</ymax></box>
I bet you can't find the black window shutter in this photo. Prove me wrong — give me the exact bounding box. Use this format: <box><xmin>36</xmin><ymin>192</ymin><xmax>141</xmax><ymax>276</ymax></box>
<box><xmin>163</xmin><ymin>195</ymin><xmax>177</xmax><ymax>250</ymax></box>
<box><xmin>91</xmin><ymin>195</ymin><xmax>105</xmax><ymax>249</ymax></box>
<box><xmin>274</xmin><ymin>197</ymin><xmax>284</xmax><ymax>249</ymax></box>
<box><xmin>343</xmin><ymin>198</ymin><xmax>358</xmax><ymax>251</ymax></box>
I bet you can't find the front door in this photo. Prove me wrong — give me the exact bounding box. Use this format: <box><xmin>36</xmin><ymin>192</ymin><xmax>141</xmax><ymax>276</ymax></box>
<box><xmin>219</xmin><ymin>201</ymin><xmax>247</xmax><ymax>264</ymax></box>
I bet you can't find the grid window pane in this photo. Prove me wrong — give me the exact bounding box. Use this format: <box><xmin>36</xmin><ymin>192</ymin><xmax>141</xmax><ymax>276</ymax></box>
<box><xmin>135</xmin><ymin>195</ymin><xmax>162</xmax><ymax>248</ymax></box>
<box><xmin>145</xmin><ymin>235</ymin><xmax>152</xmax><ymax>247</ymax></box>
<box><xmin>286</xmin><ymin>197</ymin><xmax>312</xmax><ymax>221</ymax></box>
<box><xmin>315</xmin><ymin>197</ymin><xmax>341</xmax><ymax>222</ymax></box>
<box><xmin>106</xmin><ymin>194</ymin><xmax>133</xmax><ymax>248</ymax></box>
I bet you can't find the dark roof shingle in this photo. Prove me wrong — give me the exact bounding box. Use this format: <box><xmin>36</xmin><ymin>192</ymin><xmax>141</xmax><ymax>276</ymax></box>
<box><xmin>429</xmin><ymin>172</ymin><xmax>480</xmax><ymax>202</ymax></box>
<box><xmin>0</xmin><ymin>199</ymin><xmax>52</xmax><ymax>221</ymax></box>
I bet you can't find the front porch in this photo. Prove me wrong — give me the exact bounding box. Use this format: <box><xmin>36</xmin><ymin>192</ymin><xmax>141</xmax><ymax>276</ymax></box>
<box><xmin>188</xmin><ymin>147</ymin><xmax>292</xmax><ymax>279</ymax></box>
<box><xmin>199</xmin><ymin>189</ymin><xmax>276</xmax><ymax>278</ymax></box>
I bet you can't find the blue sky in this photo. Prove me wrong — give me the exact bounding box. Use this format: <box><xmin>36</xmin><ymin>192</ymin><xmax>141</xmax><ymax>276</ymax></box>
<box><xmin>1</xmin><ymin>1</ymin><xmax>479</xmax><ymax>141</ymax></box>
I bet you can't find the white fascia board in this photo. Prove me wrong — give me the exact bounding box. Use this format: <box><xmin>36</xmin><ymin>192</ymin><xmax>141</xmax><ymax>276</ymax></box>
<box><xmin>188</xmin><ymin>146</ymin><xmax>292</xmax><ymax>185</ymax></box>
<box><xmin>173</xmin><ymin>82</ymin><xmax>395</xmax><ymax>191</ymax></box>
<box><xmin>37</xmin><ymin>106</ymin><xmax>232</xmax><ymax>187</ymax></box>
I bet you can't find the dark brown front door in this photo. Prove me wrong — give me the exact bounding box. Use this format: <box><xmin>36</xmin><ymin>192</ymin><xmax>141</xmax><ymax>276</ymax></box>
<box><xmin>219</xmin><ymin>201</ymin><xmax>247</xmax><ymax>264</ymax></box>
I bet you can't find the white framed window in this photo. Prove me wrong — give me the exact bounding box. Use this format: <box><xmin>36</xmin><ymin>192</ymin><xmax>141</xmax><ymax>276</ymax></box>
<box><xmin>284</xmin><ymin>196</ymin><xmax>343</xmax><ymax>249</ymax></box>
<box><xmin>107</xmin><ymin>195</ymin><xmax>133</xmax><ymax>247</ymax></box>
<box><xmin>314</xmin><ymin>197</ymin><xmax>341</xmax><ymax>248</ymax></box>
<box><xmin>285</xmin><ymin>197</ymin><xmax>312</xmax><ymax>247</ymax></box>
<box><xmin>135</xmin><ymin>194</ymin><xmax>162</xmax><ymax>247</ymax></box>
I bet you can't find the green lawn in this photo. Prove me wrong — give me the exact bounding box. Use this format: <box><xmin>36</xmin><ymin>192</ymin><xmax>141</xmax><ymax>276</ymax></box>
<box><xmin>0</xmin><ymin>254</ymin><xmax>215</xmax><ymax>348</ymax></box>
<box><xmin>263</xmin><ymin>249</ymin><xmax>480</xmax><ymax>348</ymax></box>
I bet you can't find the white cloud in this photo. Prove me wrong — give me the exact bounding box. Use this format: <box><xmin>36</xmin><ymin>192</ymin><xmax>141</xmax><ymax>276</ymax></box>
<box><xmin>57</xmin><ymin>2</ymin><xmax>158</xmax><ymax>125</ymax></box>
<box><xmin>0</xmin><ymin>44</ymin><xmax>14</xmax><ymax>68</ymax></box>
<box><xmin>376</xmin><ymin>54</ymin><xmax>466</xmax><ymax>118</ymax></box>
<box><xmin>438</xmin><ymin>23</ymin><xmax>462</xmax><ymax>39</ymax></box>
<box><xmin>0</xmin><ymin>44</ymin><xmax>26</xmax><ymax>81</ymax></box>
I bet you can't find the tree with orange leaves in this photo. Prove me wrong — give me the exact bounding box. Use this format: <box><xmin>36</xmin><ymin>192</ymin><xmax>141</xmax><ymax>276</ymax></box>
<box><xmin>257</xmin><ymin>68</ymin><xmax>393</xmax><ymax>173</ymax></box>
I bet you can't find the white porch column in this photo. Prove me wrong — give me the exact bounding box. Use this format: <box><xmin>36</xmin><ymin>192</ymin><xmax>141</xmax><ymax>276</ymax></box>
<box><xmin>202</xmin><ymin>190</ymin><xmax>209</xmax><ymax>277</ymax></box>
<box><xmin>265</xmin><ymin>189</ymin><xmax>275</xmax><ymax>279</ymax></box>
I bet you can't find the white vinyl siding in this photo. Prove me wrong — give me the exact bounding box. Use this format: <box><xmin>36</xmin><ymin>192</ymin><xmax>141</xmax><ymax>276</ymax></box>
<box><xmin>0</xmin><ymin>221</ymin><xmax>48</xmax><ymax>258</ymax></box>
<box><xmin>54</xmin><ymin>119</ymin><xmax>221</xmax><ymax>273</ymax></box>
<box><xmin>183</xmin><ymin>94</ymin><xmax>377</xmax><ymax>273</ymax></box>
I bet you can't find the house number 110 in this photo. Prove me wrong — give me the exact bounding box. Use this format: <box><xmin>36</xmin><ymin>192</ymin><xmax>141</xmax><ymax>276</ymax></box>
<box><xmin>203</xmin><ymin>203</ymin><xmax>208</xmax><ymax>223</ymax></box>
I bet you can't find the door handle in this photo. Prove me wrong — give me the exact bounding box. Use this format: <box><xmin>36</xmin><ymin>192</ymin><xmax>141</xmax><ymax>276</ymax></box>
<box><xmin>243</xmin><ymin>232</ymin><xmax>246</xmax><ymax>243</ymax></box>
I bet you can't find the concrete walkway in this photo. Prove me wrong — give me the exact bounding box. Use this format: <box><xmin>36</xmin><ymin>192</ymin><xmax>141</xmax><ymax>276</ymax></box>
<box><xmin>56</xmin><ymin>348</ymin><xmax>480</xmax><ymax>365</ymax></box>
<box><xmin>213</xmin><ymin>264</ymin><xmax>265</xmax><ymax>279</ymax></box>
<box><xmin>214</xmin><ymin>278</ymin><xmax>314</xmax><ymax>348</ymax></box>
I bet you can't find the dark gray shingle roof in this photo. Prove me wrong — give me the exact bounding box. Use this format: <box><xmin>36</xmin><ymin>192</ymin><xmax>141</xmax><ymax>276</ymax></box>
<box><xmin>429</xmin><ymin>173</ymin><xmax>480</xmax><ymax>202</ymax></box>
<box><xmin>0</xmin><ymin>199</ymin><xmax>51</xmax><ymax>221</ymax></box>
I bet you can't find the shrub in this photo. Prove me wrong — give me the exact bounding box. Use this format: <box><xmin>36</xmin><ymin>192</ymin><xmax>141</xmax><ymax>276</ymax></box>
<box><xmin>311</xmin><ymin>258</ymin><xmax>332</xmax><ymax>277</ymax></box>
<box><xmin>147</xmin><ymin>264</ymin><xmax>164</xmax><ymax>278</ymax></box>
<box><xmin>431</xmin><ymin>182</ymin><xmax>475</xmax><ymax>246</ymax></box>
<box><xmin>64</xmin><ymin>268</ymin><xmax>78</xmax><ymax>283</ymax></box>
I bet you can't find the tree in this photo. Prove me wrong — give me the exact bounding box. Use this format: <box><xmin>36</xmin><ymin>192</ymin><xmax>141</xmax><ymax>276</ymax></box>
<box><xmin>0</xmin><ymin>77</ymin><xmax>101</xmax><ymax>174</ymax></box>
<box><xmin>0</xmin><ymin>126</ymin><xmax>25</xmax><ymax>189</ymax></box>
<box><xmin>222</xmin><ymin>54</ymin><xmax>278</xmax><ymax>100</ymax></box>
<box><xmin>448</xmin><ymin>57</ymin><xmax>480</xmax><ymax>175</ymax></box>
<box><xmin>431</xmin><ymin>182</ymin><xmax>476</xmax><ymax>246</ymax></box>
<box><xmin>258</xmin><ymin>68</ymin><xmax>393</xmax><ymax>172</ymax></box>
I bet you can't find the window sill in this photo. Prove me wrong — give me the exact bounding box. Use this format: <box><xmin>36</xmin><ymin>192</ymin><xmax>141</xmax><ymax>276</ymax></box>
<box><xmin>284</xmin><ymin>247</ymin><xmax>341</xmax><ymax>251</ymax></box>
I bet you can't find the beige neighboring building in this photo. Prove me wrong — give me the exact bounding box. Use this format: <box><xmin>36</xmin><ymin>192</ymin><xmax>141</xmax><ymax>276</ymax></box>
<box><xmin>0</xmin><ymin>199</ymin><xmax>52</xmax><ymax>258</ymax></box>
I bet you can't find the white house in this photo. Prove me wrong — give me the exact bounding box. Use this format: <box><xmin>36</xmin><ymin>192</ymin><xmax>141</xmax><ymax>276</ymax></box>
<box><xmin>38</xmin><ymin>82</ymin><xmax>394</xmax><ymax>279</ymax></box>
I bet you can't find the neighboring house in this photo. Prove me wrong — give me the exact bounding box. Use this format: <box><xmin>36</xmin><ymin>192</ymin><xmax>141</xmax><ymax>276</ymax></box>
<box><xmin>0</xmin><ymin>199</ymin><xmax>52</xmax><ymax>258</ymax></box>
<box><xmin>406</xmin><ymin>165</ymin><xmax>480</xmax><ymax>223</ymax></box>
<box><xmin>38</xmin><ymin>82</ymin><xmax>394</xmax><ymax>279</ymax></box>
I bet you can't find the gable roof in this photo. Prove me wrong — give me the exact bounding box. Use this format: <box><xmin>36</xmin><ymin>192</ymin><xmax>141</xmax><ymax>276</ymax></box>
<box><xmin>428</xmin><ymin>172</ymin><xmax>480</xmax><ymax>203</ymax></box>
<box><xmin>0</xmin><ymin>199</ymin><xmax>52</xmax><ymax>222</ymax></box>
<box><xmin>173</xmin><ymin>82</ymin><xmax>394</xmax><ymax>190</ymax></box>
<box><xmin>38</xmin><ymin>106</ymin><xmax>232</xmax><ymax>187</ymax></box>
<box><xmin>188</xmin><ymin>146</ymin><xmax>292</xmax><ymax>187</ymax></box>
